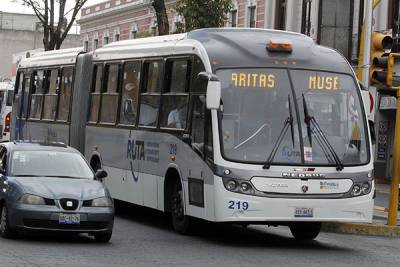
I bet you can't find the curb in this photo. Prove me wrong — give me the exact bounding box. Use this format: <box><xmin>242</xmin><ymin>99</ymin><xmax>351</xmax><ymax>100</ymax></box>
<box><xmin>322</xmin><ymin>222</ymin><xmax>400</xmax><ymax>238</ymax></box>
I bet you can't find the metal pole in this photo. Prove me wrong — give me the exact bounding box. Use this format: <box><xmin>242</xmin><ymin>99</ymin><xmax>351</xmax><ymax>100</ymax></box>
<box><xmin>361</xmin><ymin>0</ymin><xmax>374</xmax><ymax>88</ymax></box>
<box><xmin>388</xmin><ymin>89</ymin><xmax>400</xmax><ymax>226</ymax></box>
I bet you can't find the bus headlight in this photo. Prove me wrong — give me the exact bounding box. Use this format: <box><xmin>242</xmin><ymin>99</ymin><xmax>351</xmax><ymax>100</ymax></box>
<box><xmin>226</xmin><ymin>180</ymin><xmax>238</xmax><ymax>191</ymax></box>
<box><xmin>350</xmin><ymin>181</ymin><xmax>372</xmax><ymax>197</ymax></box>
<box><xmin>361</xmin><ymin>182</ymin><xmax>371</xmax><ymax>195</ymax></box>
<box><xmin>223</xmin><ymin>178</ymin><xmax>255</xmax><ymax>195</ymax></box>
<box><xmin>351</xmin><ymin>185</ymin><xmax>361</xmax><ymax>196</ymax></box>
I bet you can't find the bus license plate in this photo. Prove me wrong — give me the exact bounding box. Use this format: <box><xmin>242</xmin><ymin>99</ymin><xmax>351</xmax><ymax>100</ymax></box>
<box><xmin>59</xmin><ymin>213</ymin><xmax>80</xmax><ymax>224</ymax></box>
<box><xmin>294</xmin><ymin>207</ymin><xmax>314</xmax><ymax>218</ymax></box>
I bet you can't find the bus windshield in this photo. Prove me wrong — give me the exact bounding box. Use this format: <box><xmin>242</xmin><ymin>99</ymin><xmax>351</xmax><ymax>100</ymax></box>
<box><xmin>217</xmin><ymin>68</ymin><xmax>369</xmax><ymax>166</ymax></box>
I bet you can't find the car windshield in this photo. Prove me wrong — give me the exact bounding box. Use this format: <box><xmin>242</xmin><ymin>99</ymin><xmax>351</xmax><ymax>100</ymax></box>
<box><xmin>10</xmin><ymin>150</ymin><xmax>94</xmax><ymax>179</ymax></box>
<box><xmin>217</xmin><ymin>68</ymin><xmax>369</xmax><ymax>166</ymax></box>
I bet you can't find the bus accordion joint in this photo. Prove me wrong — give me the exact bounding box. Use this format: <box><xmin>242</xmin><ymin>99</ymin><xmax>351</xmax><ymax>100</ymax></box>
<box><xmin>267</xmin><ymin>40</ymin><xmax>293</xmax><ymax>53</ymax></box>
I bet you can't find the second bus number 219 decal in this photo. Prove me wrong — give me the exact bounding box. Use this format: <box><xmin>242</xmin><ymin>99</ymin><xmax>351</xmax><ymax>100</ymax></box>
<box><xmin>228</xmin><ymin>200</ymin><xmax>249</xmax><ymax>210</ymax></box>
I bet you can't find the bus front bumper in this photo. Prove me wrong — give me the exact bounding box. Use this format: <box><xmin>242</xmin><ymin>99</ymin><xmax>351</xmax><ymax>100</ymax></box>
<box><xmin>213</xmin><ymin>176</ymin><xmax>374</xmax><ymax>223</ymax></box>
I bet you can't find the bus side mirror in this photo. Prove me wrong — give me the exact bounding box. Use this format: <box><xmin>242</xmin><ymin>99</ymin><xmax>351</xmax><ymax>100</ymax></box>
<box><xmin>198</xmin><ymin>72</ymin><xmax>221</xmax><ymax>110</ymax></box>
<box><xmin>206</xmin><ymin>80</ymin><xmax>221</xmax><ymax>110</ymax></box>
<box><xmin>369</xmin><ymin>120</ymin><xmax>376</xmax><ymax>145</ymax></box>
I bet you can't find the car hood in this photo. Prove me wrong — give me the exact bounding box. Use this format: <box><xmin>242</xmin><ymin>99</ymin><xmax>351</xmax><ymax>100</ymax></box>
<box><xmin>11</xmin><ymin>176</ymin><xmax>107</xmax><ymax>200</ymax></box>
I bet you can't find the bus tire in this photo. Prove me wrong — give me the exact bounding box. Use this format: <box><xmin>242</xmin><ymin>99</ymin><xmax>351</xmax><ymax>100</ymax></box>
<box><xmin>289</xmin><ymin>222</ymin><xmax>321</xmax><ymax>240</ymax></box>
<box><xmin>171</xmin><ymin>180</ymin><xmax>192</xmax><ymax>235</ymax></box>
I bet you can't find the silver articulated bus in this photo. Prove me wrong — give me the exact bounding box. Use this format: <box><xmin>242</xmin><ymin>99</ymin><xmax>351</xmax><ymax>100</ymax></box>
<box><xmin>12</xmin><ymin>29</ymin><xmax>373</xmax><ymax>240</ymax></box>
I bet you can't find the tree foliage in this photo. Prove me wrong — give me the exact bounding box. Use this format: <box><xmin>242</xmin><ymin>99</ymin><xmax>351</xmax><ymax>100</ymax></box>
<box><xmin>152</xmin><ymin>0</ymin><xmax>169</xmax><ymax>35</ymax></box>
<box><xmin>175</xmin><ymin>0</ymin><xmax>232</xmax><ymax>32</ymax></box>
<box><xmin>16</xmin><ymin>0</ymin><xmax>88</xmax><ymax>51</ymax></box>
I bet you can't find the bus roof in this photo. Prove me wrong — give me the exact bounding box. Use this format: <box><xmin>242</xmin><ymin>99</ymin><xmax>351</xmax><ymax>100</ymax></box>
<box><xmin>18</xmin><ymin>47</ymin><xmax>84</xmax><ymax>69</ymax></box>
<box><xmin>17</xmin><ymin>29</ymin><xmax>353</xmax><ymax>75</ymax></box>
<box><xmin>187</xmin><ymin>28</ymin><xmax>353</xmax><ymax>74</ymax></box>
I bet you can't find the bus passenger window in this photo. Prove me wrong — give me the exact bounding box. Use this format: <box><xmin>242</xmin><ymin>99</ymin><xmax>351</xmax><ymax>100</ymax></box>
<box><xmin>88</xmin><ymin>65</ymin><xmax>102</xmax><ymax>123</ymax></box>
<box><xmin>57</xmin><ymin>67</ymin><xmax>73</xmax><ymax>121</ymax></box>
<box><xmin>139</xmin><ymin>61</ymin><xmax>162</xmax><ymax>127</ymax></box>
<box><xmin>100</xmin><ymin>64</ymin><xmax>119</xmax><ymax>124</ymax></box>
<box><xmin>120</xmin><ymin>62</ymin><xmax>140</xmax><ymax>125</ymax></box>
<box><xmin>30</xmin><ymin>70</ymin><xmax>46</xmax><ymax>119</ymax></box>
<box><xmin>160</xmin><ymin>60</ymin><xmax>190</xmax><ymax>129</ymax></box>
<box><xmin>20</xmin><ymin>75</ymin><xmax>30</xmax><ymax>119</ymax></box>
<box><xmin>42</xmin><ymin>69</ymin><xmax>59</xmax><ymax>120</ymax></box>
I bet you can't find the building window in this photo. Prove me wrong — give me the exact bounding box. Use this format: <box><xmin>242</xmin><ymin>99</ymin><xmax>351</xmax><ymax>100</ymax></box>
<box><xmin>301</xmin><ymin>0</ymin><xmax>312</xmax><ymax>36</ymax></box>
<box><xmin>130</xmin><ymin>23</ymin><xmax>138</xmax><ymax>39</ymax></box>
<box><xmin>230</xmin><ymin>9</ymin><xmax>238</xmax><ymax>27</ymax></box>
<box><xmin>103</xmin><ymin>31</ymin><xmax>110</xmax><ymax>45</ymax></box>
<box><xmin>150</xmin><ymin>20</ymin><xmax>158</xmax><ymax>36</ymax></box>
<box><xmin>83</xmin><ymin>34</ymin><xmax>89</xmax><ymax>51</ymax></box>
<box><xmin>248</xmin><ymin>5</ymin><xmax>256</xmax><ymax>28</ymax></box>
<box><xmin>275</xmin><ymin>0</ymin><xmax>287</xmax><ymax>30</ymax></box>
<box><xmin>114</xmin><ymin>33</ymin><xmax>120</xmax><ymax>42</ymax></box>
<box><xmin>93</xmin><ymin>32</ymin><xmax>99</xmax><ymax>50</ymax></box>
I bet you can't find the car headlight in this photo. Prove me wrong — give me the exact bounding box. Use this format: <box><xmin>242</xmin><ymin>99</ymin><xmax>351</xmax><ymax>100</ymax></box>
<box><xmin>90</xmin><ymin>197</ymin><xmax>113</xmax><ymax>207</ymax></box>
<box><xmin>19</xmin><ymin>194</ymin><xmax>46</xmax><ymax>205</ymax></box>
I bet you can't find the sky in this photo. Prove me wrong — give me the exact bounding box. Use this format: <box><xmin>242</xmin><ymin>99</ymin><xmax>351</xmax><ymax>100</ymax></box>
<box><xmin>0</xmin><ymin>0</ymin><xmax>106</xmax><ymax>16</ymax></box>
<box><xmin>0</xmin><ymin>0</ymin><xmax>107</xmax><ymax>33</ymax></box>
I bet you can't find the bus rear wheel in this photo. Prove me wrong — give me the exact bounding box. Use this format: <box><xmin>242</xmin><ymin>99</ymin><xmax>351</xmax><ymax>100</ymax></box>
<box><xmin>289</xmin><ymin>222</ymin><xmax>321</xmax><ymax>240</ymax></box>
<box><xmin>171</xmin><ymin>180</ymin><xmax>192</xmax><ymax>234</ymax></box>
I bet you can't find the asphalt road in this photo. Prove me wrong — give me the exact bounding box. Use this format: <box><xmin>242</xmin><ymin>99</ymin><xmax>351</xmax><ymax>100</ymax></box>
<box><xmin>0</xmin><ymin>204</ymin><xmax>399</xmax><ymax>267</ymax></box>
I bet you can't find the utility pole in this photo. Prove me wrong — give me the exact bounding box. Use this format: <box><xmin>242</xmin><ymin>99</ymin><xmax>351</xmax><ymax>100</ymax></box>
<box><xmin>361</xmin><ymin>0</ymin><xmax>374</xmax><ymax>88</ymax></box>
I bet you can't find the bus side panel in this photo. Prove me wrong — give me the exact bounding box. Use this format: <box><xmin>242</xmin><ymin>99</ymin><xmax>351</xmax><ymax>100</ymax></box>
<box><xmin>24</xmin><ymin>121</ymin><xmax>69</xmax><ymax>144</ymax></box>
<box><xmin>85</xmin><ymin>126</ymin><xmax>216</xmax><ymax>221</ymax></box>
<box><xmin>85</xmin><ymin>126</ymin><xmax>144</xmax><ymax>206</ymax></box>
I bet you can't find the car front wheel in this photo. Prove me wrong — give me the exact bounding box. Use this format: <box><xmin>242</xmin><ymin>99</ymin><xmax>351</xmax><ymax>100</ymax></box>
<box><xmin>0</xmin><ymin>205</ymin><xmax>16</xmax><ymax>238</ymax></box>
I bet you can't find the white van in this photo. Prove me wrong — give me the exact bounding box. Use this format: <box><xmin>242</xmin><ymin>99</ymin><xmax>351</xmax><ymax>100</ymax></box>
<box><xmin>0</xmin><ymin>82</ymin><xmax>14</xmax><ymax>141</ymax></box>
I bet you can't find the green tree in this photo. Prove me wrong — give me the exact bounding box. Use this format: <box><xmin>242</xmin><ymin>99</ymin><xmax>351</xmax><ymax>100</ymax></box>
<box><xmin>175</xmin><ymin>0</ymin><xmax>232</xmax><ymax>32</ymax></box>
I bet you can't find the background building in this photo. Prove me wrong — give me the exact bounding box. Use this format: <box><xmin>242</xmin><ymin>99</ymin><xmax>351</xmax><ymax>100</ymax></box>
<box><xmin>79</xmin><ymin>0</ymin><xmax>399</xmax><ymax>64</ymax></box>
<box><xmin>0</xmin><ymin>11</ymin><xmax>81</xmax><ymax>80</ymax></box>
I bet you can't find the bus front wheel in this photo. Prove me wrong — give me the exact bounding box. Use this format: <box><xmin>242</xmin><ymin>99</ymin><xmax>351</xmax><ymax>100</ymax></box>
<box><xmin>171</xmin><ymin>180</ymin><xmax>192</xmax><ymax>234</ymax></box>
<box><xmin>289</xmin><ymin>222</ymin><xmax>321</xmax><ymax>240</ymax></box>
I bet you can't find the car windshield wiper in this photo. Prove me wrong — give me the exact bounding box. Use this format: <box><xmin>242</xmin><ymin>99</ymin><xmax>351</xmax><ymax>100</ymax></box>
<box><xmin>302</xmin><ymin>94</ymin><xmax>344</xmax><ymax>171</ymax></box>
<box><xmin>263</xmin><ymin>94</ymin><xmax>295</xmax><ymax>169</ymax></box>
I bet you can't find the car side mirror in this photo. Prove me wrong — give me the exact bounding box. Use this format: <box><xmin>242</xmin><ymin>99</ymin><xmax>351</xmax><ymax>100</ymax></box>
<box><xmin>95</xmin><ymin>169</ymin><xmax>108</xmax><ymax>180</ymax></box>
<box><xmin>198</xmin><ymin>72</ymin><xmax>221</xmax><ymax>110</ymax></box>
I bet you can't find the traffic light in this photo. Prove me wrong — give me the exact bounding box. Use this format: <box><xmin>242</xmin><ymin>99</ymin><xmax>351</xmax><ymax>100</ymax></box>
<box><xmin>387</xmin><ymin>53</ymin><xmax>400</xmax><ymax>88</ymax></box>
<box><xmin>370</xmin><ymin>32</ymin><xmax>393</xmax><ymax>85</ymax></box>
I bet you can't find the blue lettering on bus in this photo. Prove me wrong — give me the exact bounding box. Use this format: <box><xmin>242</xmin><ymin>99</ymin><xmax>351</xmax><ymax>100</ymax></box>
<box><xmin>127</xmin><ymin>139</ymin><xmax>139</xmax><ymax>182</ymax></box>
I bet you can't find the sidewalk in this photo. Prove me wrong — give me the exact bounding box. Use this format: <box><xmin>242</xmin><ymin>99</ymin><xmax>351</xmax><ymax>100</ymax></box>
<box><xmin>322</xmin><ymin>183</ymin><xmax>400</xmax><ymax>237</ymax></box>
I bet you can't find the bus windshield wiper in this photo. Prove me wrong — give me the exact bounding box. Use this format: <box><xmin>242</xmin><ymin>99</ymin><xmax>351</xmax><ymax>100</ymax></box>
<box><xmin>263</xmin><ymin>95</ymin><xmax>295</xmax><ymax>169</ymax></box>
<box><xmin>302</xmin><ymin>94</ymin><xmax>344</xmax><ymax>171</ymax></box>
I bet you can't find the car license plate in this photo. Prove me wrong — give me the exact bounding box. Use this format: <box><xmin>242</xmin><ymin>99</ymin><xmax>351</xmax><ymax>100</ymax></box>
<box><xmin>59</xmin><ymin>213</ymin><xmax>80</xmax><ymax>224</ymax></box>
<box><xmin>294</xmin><ymin>207</ymin><xmax>314</xmax><ymax>218</ymax></box>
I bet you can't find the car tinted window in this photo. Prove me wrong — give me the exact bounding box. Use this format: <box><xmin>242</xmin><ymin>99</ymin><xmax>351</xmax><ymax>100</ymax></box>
<box><xmin>10</xmin><ymin>150</ymin><xmax>93</xmax><ymax>179</ymax></box>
